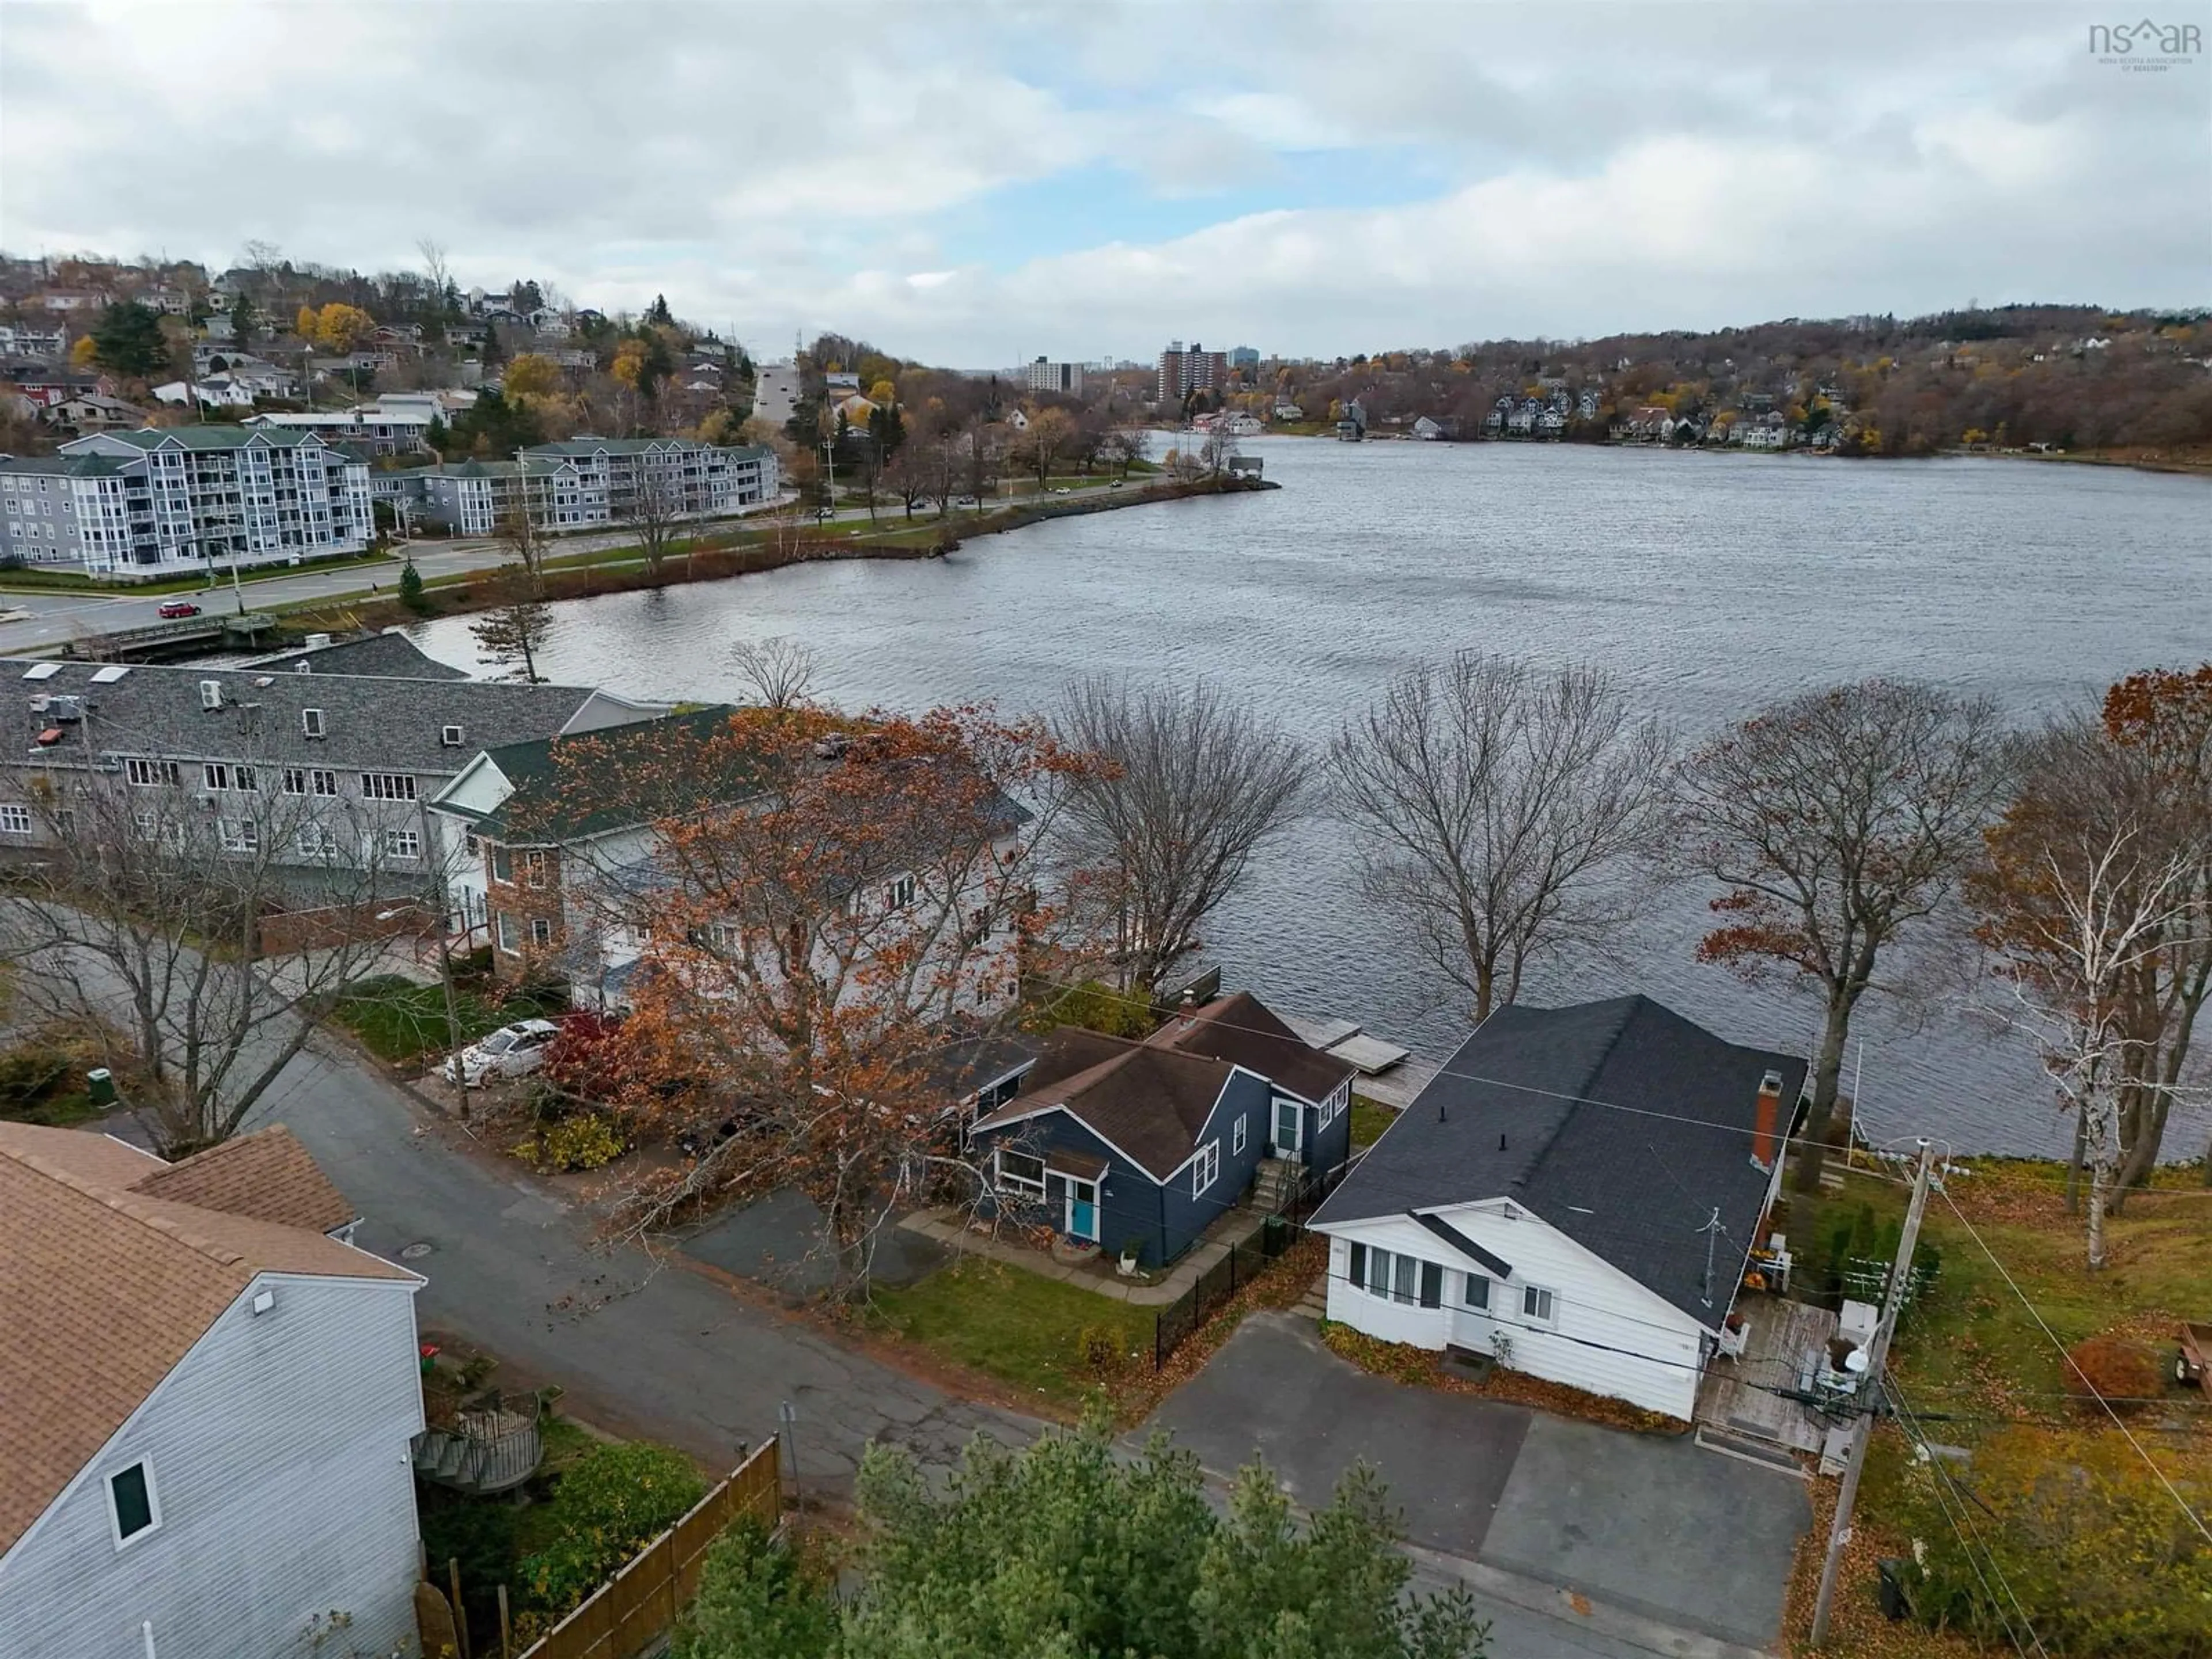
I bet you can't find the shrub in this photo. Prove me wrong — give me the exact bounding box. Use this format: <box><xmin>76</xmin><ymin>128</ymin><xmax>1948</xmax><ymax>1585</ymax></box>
<box><xmin>1902</xmin><ymin>1427</ymin><xmax>2212</xmax><ymax>1656</ymax></box>
<box><xmin>514</xmin><ymin>1111</ymin><xmax>626</xmax><ymax>1173</ymax></box>
<box><xmin>418</xmin><ymin>1490</ymin><xmax>520</xmax><ymax>1637</ymax></box>
<box><xmin>520</xmin><ymin>1442</ymin><xmax>707</xmax><ymax>1618</ymax></box>
<box><xmin>1076</xmin><ymin>1323</ymin><xmax>1126</xmax><ymax>1377</ymax></box>
<box><xmin>2063</xmin><ymin>1334</ymin><xmax>2164</xmax><ymax>1411</ymax></box>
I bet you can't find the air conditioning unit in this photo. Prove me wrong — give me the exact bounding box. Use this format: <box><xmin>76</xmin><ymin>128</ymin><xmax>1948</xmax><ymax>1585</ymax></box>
<box><xmin>199</xmin><ymin>680</ymin><xmax>223</xmax><ymax>710</ymax></box>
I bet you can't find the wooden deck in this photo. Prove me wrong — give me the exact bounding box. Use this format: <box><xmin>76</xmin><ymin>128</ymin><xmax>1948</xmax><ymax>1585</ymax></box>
<box><xmin>1696</xmin><ymin>1297</ymin><xmax>1841</xmax><ymax>1456</ymax></box>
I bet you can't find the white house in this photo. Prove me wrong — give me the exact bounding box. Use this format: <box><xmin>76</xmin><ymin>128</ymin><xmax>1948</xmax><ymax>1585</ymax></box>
<box><xmin>0</xmin><ymin>1123</ymin><xmax>426</xmax><ymax>1658</ymax></box>
<box><xmin>1308</xmin><ymin>995</ymin><xmax>1804</xmax><ymax>1422</ymax></box>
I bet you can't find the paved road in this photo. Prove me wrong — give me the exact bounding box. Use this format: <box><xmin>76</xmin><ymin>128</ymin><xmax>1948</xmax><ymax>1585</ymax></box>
<box><xmin>259</xmin><ymin>1037</ymin><xmax>1036</xmax><ymax>1490</ymax></box>
<box><xmin>1148</xmin><ymin>1315</ymin><xmax>1806</xmax><ymax>1657</ymax></box>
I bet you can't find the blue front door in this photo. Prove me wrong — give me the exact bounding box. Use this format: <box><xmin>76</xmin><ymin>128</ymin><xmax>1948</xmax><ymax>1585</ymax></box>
<box><xmin>1066</xmin><ymin>1179</ymin><xmax>1099</xmax><ymax>1241</ymax></box>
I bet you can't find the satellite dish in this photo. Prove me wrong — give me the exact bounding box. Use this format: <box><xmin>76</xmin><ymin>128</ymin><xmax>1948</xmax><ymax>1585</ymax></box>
<box><xmin>1843</xmin><ymin>1347</ymin><xmax>1871</xmax><ymax>1374</ymax></box>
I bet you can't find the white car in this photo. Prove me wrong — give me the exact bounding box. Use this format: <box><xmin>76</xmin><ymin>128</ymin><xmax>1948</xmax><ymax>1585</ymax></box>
<box><xmin>444</xmin><ymin>1018</ymin><xmax>560</xmax><ymax>1085</ymax></box>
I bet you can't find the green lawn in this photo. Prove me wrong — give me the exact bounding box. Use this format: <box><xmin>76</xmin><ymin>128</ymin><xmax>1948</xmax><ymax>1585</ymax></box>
<box><xmin>1349</xmin><ymin>1097</ymin><xmax>1398</xmax><ymax>1150</ymax></box>
<box><xmin>867</xmin><ymin>1259</ymin><xmax>1154</xmax><ymax>1408</ymax></box>
<box><xmin>328</xmin><ymin>973</ymin><xmax>561</xmax><ymax>1065</ymax></box>
<box><xmin>0</xmin><ymin>550</ymin><xmax>393</xmax><ymax>597</ymax></box>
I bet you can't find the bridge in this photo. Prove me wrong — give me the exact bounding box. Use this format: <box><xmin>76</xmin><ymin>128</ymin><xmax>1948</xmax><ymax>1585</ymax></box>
<box><xmin>54</xmin><ymin>611</ymin><xmax>281</xmax><ymax>661</ymax></box>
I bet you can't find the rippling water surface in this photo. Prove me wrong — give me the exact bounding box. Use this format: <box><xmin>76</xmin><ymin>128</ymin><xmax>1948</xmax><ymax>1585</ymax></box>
<box><xmin>410</xmin><ymin>440</ymin><xmax>2212</xmax><ymax>1158</ymax></box>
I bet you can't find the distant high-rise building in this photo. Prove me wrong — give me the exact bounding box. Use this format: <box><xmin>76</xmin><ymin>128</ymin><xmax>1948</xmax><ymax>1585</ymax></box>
<box><xmin>1156</xmin><ymin>340</ymin><xmax>1228</xmax><ymax>404</ymax></box>
<box><xmin>1025</xmin><ymin>357</ymin><xmax>1085</xmax><ymax>395</ymax></box>
<box><xmin>1228</xmin><ymin>345</ymin><xmax>1260</xmax><ymax>372</ymax></box>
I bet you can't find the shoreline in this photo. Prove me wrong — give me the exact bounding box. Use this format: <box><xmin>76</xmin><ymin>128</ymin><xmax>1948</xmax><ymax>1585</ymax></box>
<box><xmin>113</xmin><ymin>474</ymin><xmax>1278</xmax><ymax>653</ymax></box>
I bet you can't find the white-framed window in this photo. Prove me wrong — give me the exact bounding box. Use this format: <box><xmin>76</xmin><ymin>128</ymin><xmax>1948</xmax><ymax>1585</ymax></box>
<box><xmin>520</xmin><ymin>850</ymin><xmax>551</xmax><ymax>887</ymax></box>
<box><xmin>219</xmin><ymin>819</ymin><xmax>257</xmax><ymax>853</ymax></box>
<box><xmin>1345</xmin><ymin>1243</ymin><xmax>1443</xmax><ymax>1309</ymax></box>
<box><xmin>0</xmin><ymin>804</ymin><xmax>31</xmax><ymax>835</ymax></box>
<box><xmin>994</xmin><ymin>1147</ymin><xmax>1046</xmax><ymax>1199</ymax></box>
<box><xmin>126</xmin><ymin>757</ymin><xmax>180</xmax><ymax>787</ymax></box>
<box><xmin>382</xmin><ymin>828</ymin><xmax>422</xmax><ymax>859</ymax></box>
<box><xmin>529</xmin><ymin>916</ymin><xmax>553</xmax><ymax>948</ymax></box>
<box><xmin>361</xmin><ymin>772</ymin><xmax>416</xmax><ymax>801</ymax></box>
<box><xmin>296</xmin><ymin>824</ymin><xmax>341</xmax><ymax>858</ymax></box>
<box><xmin>1520</xmin><ymin>1285</ymin><xmax>1557</xmax><ymax>1325</ymax></box>
<box><xmin>495</xmin><ymin>911</ymin><xmax>518</xmax><ymax>953</ymax></box>
<box><xmin>107</xmin><ymin>1460</ymin><xmax>160</xmax><ymax>1549</ymax></box>
<box><xmin>1463</xmin><ymin>1272</ymin><xmax>1492</xmax><ymax>1311</ymax></box>
<box><xmin>203</xmin><ymin>762</ymin><xmax>255</xmax><ymax>792</ymax></box>
<box><xmin>301</xmin><ymin>707</ymin><xmax>324</xmax><ymax>738</ymax></box>
<box><xmin>1191</xmin><ymin>1139</ymin><xmax>1220</xmax><ymax>1198</ymax></box>
<box><xmin>885</xmin><ymin>873</ymin><xmax>915</xmax><ymax>911</ymax></box>
<box><xmin>1232</xmin><ymin>1113</ymin><xmax>1247</xmax><ymax>1155</ymax></box>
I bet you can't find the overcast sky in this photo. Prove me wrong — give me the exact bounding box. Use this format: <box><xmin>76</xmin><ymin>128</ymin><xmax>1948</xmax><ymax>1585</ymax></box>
<box><xmin>3</xmin><ymin>2</ymin><xmax>2206</xmax><ymax>365</ymax></box>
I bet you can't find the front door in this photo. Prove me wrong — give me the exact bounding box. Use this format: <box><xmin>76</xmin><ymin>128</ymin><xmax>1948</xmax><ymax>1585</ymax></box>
<box><xmin>1065</xmin><ymin>1179</ymin><xmax>1099</xmax><ymax>1242</ymax></box>
<box><xmin>1272</xmin><ymin>1097</ymin><xmax>1302</xmax><ymax>1160</ymax></box>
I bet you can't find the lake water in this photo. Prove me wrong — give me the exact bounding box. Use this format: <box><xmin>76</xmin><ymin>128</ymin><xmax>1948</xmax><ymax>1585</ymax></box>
<box><xmin>408</xmin><ymin>440</ymin><xmax>2212</xmax><ymax>1159</ymax></box>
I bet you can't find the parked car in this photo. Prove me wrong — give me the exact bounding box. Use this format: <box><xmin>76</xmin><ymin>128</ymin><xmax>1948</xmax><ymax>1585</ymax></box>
<box><xmin>156</xmin><ymin>600</ymin><xmax>202</xmax><ymax>619</ymax></box>
<box><xmin>443</xmin><ymin>1018</ymin><xmax>560</xmax><ymax>1084</ymax></box>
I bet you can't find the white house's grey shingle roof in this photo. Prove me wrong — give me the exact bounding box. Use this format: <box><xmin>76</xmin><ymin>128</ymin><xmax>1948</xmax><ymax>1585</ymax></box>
<box><xmin>1310</xmin><ymin>995</ymin><xmax>1807</xmax><ymax>1324</ymax></box>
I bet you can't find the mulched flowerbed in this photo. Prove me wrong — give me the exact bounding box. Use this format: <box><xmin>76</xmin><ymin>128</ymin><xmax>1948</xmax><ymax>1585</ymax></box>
<box><xmin>1315</xmin><ymin>1320</ymin><xmax>1684</xmax><ymax>1437</ymax></box>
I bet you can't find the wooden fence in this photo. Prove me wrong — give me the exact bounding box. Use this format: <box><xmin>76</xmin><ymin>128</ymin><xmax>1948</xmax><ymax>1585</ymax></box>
<box><xmin>516</xmin><ymin>1437</ymin><xmax>782</xmax><ymax>1659</ymax></box>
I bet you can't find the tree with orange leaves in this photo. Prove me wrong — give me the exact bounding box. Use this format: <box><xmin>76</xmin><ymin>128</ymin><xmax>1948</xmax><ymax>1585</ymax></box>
<box><xmin>1969</xmin><ymin>666</ymin><xmax>2212</xmax><ymax>1235</ymax></box>
<box><xmin>1676</xmin><ymin>680</ymin><xmax>2014</xmax><ymax>1190</ymax></box>
<box><xmin>534</xmin><ymin>702</ymin><xmax>1108</xmax><ymax>1296</ymax></box>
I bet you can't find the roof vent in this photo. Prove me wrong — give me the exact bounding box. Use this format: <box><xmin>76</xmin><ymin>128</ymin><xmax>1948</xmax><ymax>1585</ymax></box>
<box><xmin>48</xmin><ymin>695</ymin><xmax>82</xmax><ymax>722</ymax></box>
<box><xmin>199</xmin><ymin>680</ymin><xmax>223</xmax><ymax>711</ymax></box>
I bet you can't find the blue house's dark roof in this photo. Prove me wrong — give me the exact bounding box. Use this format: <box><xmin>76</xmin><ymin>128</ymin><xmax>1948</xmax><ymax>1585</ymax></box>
<box><xmin>972</xmin><ymin>1027</ymin><xmax>1237</xmax><ymax>1182</ymax></box>
<box><xmin>1310</xmin><ymin>995</ymin><xmax>1806</xmax><ymax>1324</ymax></box>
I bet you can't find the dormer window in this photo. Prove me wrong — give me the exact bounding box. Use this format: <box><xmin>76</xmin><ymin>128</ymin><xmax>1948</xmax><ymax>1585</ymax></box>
<box><xmin>441</xmin><ymin>725</ymin><xmax>464</xmax><ymax>747</ymax></box>
<box><xmin>301</xmin><ymin>708</ymin><xmax>324</xmax><ymax>738</ymax></box>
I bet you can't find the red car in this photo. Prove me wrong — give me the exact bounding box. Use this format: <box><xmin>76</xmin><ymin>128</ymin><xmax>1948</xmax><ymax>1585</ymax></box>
<box><xmin>156</xmin><ymin>600</ymin><xmax>202</xmax><ymax>619</ymax></box>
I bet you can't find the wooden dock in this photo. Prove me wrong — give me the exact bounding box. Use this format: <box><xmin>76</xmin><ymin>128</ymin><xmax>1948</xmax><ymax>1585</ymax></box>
<box><xmin>1695</xmin><ymin>1297</ymin><xmax>1840</xmax><ymax>1457</ymax></box>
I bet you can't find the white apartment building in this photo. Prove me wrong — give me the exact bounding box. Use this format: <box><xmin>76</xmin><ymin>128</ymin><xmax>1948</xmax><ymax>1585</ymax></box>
<box><xmin>1025</xmin><ymin>358</ymin><xmax>1085</xmax><ymax>396</ymax></box>
<box><xmin>0</xmin><ymin>324</ymin><xmax>69</xmax><ymax>359</ymax></box>
<box><xmin>410</xmin><ymin>456</ymin><xmax>581</xmax><ymax>536</ymax></box>
<box><xmin>245</xmin><ymin>404</ymin><xmax>437</xmax><ymax>457</ymax></box>
<box><xmin>402</xmin><ymin>439</ymin><xmax>776</xmax><ymax>537</ymax></box>
<box><xmin>0</xmin><ymin>426</ymin><xmax>374</xmax><ymax>580</ymax></box>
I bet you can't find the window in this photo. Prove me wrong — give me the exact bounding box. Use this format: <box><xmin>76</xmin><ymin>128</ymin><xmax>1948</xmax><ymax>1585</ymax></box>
<box><xmin>108</xmin><ymin>1461</ymin><xmax>158</xmax><ymax>1547</ymax></box>
<box><xmin>1521</xmin><ymin>1285</ymin><xmax>1556</xmax><ymax>1324</ymax></box>
<box><xmin>382</xmin><ymin>828</ymin><xmax>421</xmax><ymax>859</ymax></box>
<box><xmin>994</xmin><ymin>1147</ymin><xmax>1045</xmax><ymax>1199</ymax></box>
<box><xmin>973</xmin><ymin>1073</ymin><xmax>1021</xmax><ymax>1115</ymax></box>
<box><xmin>1191</xmin><ymin>1139</ymin><xmax>1220</xmax><ymax>1198</ymax></box>
<box><xmin>301</xmin><ymin>707</ymin><xmax>324</xmax><ymax>738</ymax></box>
<box><xmin>219</xmin><ymin>819</ymin><xmax>257</xmax><ymax>853</ymax></box>
<box><xmin>203</xmin><ymin>762</ymin><xmax>255</xmax><ymax>792</ymax></box>
<box><xmin>520</xmin><ymin>850</ymin><xmax>551</xmax><ymax>887</ymax></box>
<box><xmin>885</xmin><ymin>873</ymin><xmax>915</xmax><ymax>911</ymax></box>
<box><xmin>495</xmin><ymin>911</ymin><xmax>518</xmax><ymax>953</ymax></box>
<box><xmin>1464</xmin><ymin>1272</ymin><xmax>1492</xmax><ymax>1311</ymax></box>
<box><xmin>126</xmin><ymin>757</ymin><xmax>180</xmax><ymax>787</ymax></box>
<box><xmin>491</xmin><ymin>844</ymin><xmax>512</xmax><ymax>881</ymax></box>
<box><xmin>1345</xmin><ymin>1244</ymin><xmax>1441</xmax><ymax>1308</ymax></box>
<box><xmin>1232</xmin><ymin>1113</ymin><xmax>1247</xmax><ymax>1155</ymax></box>
<box><xmin>463</xmin><ymin>831</ymin><xmax>482</xmax><ymax>858</ymax></box>
<box><xmin>441</xmin><ymin>725</ymin><xmax>464</xmax><ymax>747</ymax></box>
<box><xmin>529</xmin><ymin>916</ymin><xmax>554</xmax><ymax>948</ymax></box>
<box><xmin>282</xmin><ymin>767</ymin><xmax>338</xmax><ymax>796</ymax></box>
<box><xmin>296</xmin><ymin>824</ymin><xmax>341</xmax><ymax>858</ymax></box>
<box><xmin>0</xmin><ymin>804</ymin><xmax>29</xmax><ymax>835</ymax></box>
<box><xmin>361</xmin><ymin>772</ymin><xmax>416</xmax><ymax>801</ymax></box>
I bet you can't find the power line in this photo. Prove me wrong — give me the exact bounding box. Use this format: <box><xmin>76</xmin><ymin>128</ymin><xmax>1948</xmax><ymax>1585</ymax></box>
<box><xmin>1934</xmin><ymin>1182</ymin><xmax>2212</xmax><ymax>1544</ymax></box>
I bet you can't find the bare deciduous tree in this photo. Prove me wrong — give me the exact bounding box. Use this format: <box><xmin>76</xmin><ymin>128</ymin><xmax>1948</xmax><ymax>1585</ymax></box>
<box><xmin>729</xmin><ymin>635</ymin><xmax>822</xmax><ymax>710</ymax></box>
<box><xmin>470</xmin><ymin>574</ymin><xmax>553</xmax><ymax>683</ymax></box>
<box><xmin>1055</xmin><ymin>677</ymin><xmax>1309</xmax><ymax>996</ymax></box>
<box><xmin>627</xmin><ymin>465</ymin><xmax>684</xmax><ymax>579</ymax></box>
<box><xmin>1328</xmin><ymin>652</ymin><xmax>1673</xmax><ymax>1025</ymax></box>
<box><xmin>1101</xmin><ymin>427</ymin><xmax>1151</xmax><ymax>481</ymax></box>
<box><xmin>0</xmin><ymin>755</ymin><xmax>424</xmax><ymax>1156</ymax></box>
<box><xmin>1677</xmin><ymin>679</ymin><xmax>2014</xmax><ymax>1190</ymax></box>
<box><xmin>1199</xmin><ymin>424</ymin><xmax>1240</xmax><ymax>478</ymax></box>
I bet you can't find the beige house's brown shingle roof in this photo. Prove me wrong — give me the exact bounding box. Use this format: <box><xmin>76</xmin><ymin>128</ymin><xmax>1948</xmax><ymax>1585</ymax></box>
<box><xmin>130</xmin><ymin>1126</ymin><xmax>356</xmax><ymax>1233</ymax></box>
<box><xmin>0</xmin><ymin>1123</ymin><xmax>414</xmax><ymax>1554</ymax></box>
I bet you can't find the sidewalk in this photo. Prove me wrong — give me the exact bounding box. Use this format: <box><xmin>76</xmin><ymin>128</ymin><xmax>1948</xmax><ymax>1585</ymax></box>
<box><xmin>897</xmin><ymin>1202</ymin><xmax>1272</xmax><ymax>1308</ymax></box>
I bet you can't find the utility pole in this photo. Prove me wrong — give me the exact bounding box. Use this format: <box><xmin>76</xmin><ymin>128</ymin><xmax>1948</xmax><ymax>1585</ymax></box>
<box><xmin>1810</xmin><ymin>1137</ymin><xmax>1935</xmax><ymax>1646</ymax></box>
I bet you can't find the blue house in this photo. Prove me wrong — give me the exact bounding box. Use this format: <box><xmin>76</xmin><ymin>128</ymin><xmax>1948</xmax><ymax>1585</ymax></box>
<box><xmin>967</xmin><ymin>992</ymin><xmax>1357</xmax><ymax>1267</ymax></box>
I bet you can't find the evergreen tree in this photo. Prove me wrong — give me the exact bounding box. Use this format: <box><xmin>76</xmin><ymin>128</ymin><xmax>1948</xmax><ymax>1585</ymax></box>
<box><xmin>90</xmin><ymin>300</ymin><xmax>172</xmax><ymax>380</ymax></box>
<box><xmin>645</xmin><ymin>292</ymin><xmax>674</xmax><ymax>327</ymax></box>
<box><xmin>228</xmin><ymin>291</ymin><xmax>257</xmax><ymax>343</ymax></box>
<box><xmin>674</xmin><ymin>1415</ymin><xmax>1487</xmax><ymax>1659</ymax></box>
<box><xmin>397</xmin><ymin>559</ymin><xmax>431</xmax><ymax>615</ymax></box>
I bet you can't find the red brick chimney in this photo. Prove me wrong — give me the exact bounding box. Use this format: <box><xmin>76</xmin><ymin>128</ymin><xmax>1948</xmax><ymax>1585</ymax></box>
<box><xmin>1751</xmin><ymin>1069</ymin><xmax>1783</xmax><ymax>1172</ymax></box>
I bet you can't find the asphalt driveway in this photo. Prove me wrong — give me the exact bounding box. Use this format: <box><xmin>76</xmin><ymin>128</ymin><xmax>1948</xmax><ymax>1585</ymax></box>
<box><xmin>1146</xmin><ymin>1315</ymin><xmax>1808</xmax><ymax>1653</ymax></box>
